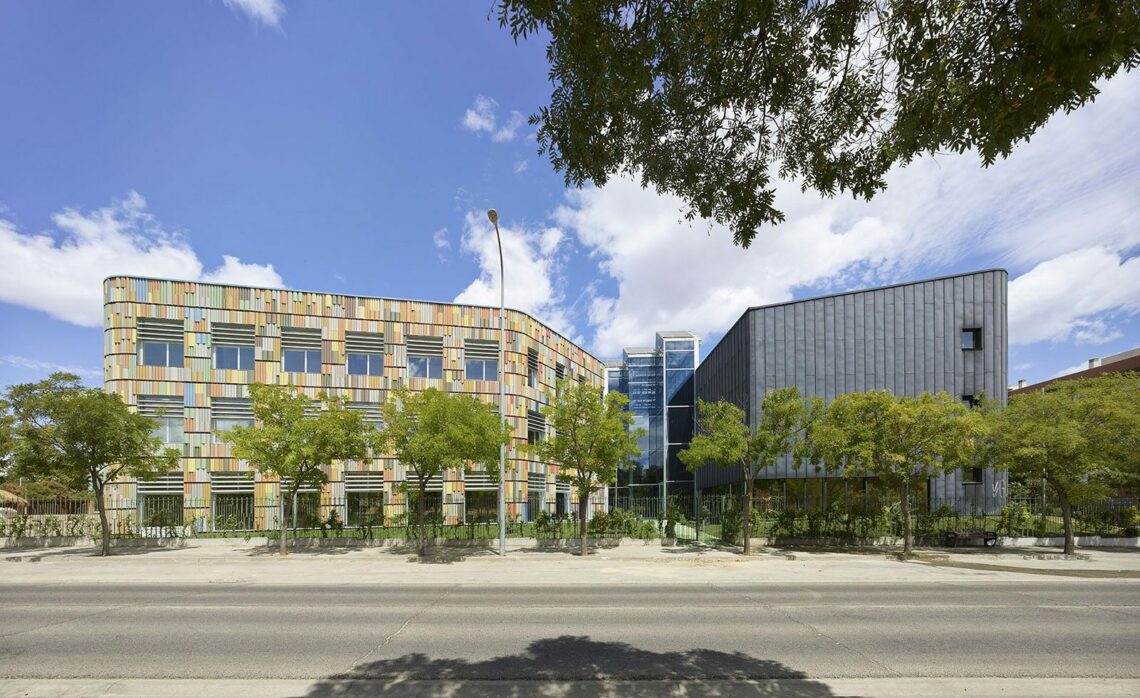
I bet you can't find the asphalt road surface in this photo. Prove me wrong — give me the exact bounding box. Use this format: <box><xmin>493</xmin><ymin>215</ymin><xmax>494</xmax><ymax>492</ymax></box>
<box><xmin>2</xmin><ymin>582</ymin><xmax>1138</xmax><ymax>696</ymax></box>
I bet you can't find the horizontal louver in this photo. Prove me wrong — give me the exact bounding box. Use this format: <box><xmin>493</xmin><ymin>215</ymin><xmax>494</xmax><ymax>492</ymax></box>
<box><xmin>137</xmin><ymin>317</ymin><xmax>183</xmax><ymax>343</ymax></box>
<box><xmin>527</xmin><ymin>472</ymin><xmax>546</xmax><ymax>488</ymax></box>
<box><xmin>555</xmin><ymin>363</ymin><xmax>566</xmax><ymax>381</ymax></box>
<box><xmin>212</xmin><ymin>323</ymin><xmax>255</xmax><ymax>346</ymax></box>
<box><xmin>346</xmin><ymin>331</ymin><xmax>385</xmax><ymax>354</ymax></box>
<box><xmin>556</xmin><ymin>481</ymin><xmax>571</xmax><ymax>494</ymax></box>
<box><xmin>463</xmin><ymin>472</ymin><xmax>497</xmax><ymax>491</ymax></box>
<box><xmin>304</xmin><ymin>401</ymin><xmax>321</xmax><ymax>418</ymax></box>
<box><xmin>344</xmin><ymin>472</ymin><xmax>385</xmax><ymax>492</ymax></box>
<box><xmin>527</xmin><ymin>349</ymin><xmax>539</xmax><ymax>370</ymax></box>
<box><xmin>280</xmin><ymin>327</ymin><xmax>321</xmax><ymax>350</ymax></box>
<box><xmin>211</xmin><ymin>472</ymin><xmax>254</xmax><ymax>493</ymax></box>
<box><xmin>464</xmin><ymin>339</ymin><xmax>498</xmax><ymax>360</ymax></box>
<box><xmin>212</xmin><ymin>397</ymin><xmax>253</xmax><ymax>419</ymax></box>
<box><xmin>406</xmin><ymin>335</ymin><xmax>443</xmax><ymax>357</ymax></box>
<box><xmin>138</xmin><ymin>473</ymin><xmax>184</xmax><ymax>494</ymax></box>
<box><xmin>527</xmin><ymin>409</ymin><xmax>546</xmax><ymax>432</ymax></box>
<box><xmin>405</xmin><ymin>473</ymin><xmax>443</xmax><ymax>491</ymax></box>
<box><xmin>347</xmin><ymin>402</ymin><xmax>383</xmax><ymax>426</ymax></box>
<box><xmin>279</xmin><ymin>476</ymin><xmax>320</xmax><ymax>493</ymax></box>
<box><xmin>137</xmin><ymin>395</ymin><xmax>182</xmax><ymax>417</ymax></box>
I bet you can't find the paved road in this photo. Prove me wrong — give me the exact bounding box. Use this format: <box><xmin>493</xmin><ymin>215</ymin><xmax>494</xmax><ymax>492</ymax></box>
<box><xmin>2</xmin><ymin>581</ymin><xmax>1138</xmax><ymax>696</ymax></box>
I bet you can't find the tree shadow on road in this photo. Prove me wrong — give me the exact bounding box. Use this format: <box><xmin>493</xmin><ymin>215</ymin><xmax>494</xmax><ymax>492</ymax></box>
<box><xmin>302</xmin><ymin>635</ymin><xmax>849</xmax><ymax>698</ymax></box>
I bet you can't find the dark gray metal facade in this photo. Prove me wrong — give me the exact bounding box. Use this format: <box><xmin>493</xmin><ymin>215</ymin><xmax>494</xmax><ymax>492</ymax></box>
<box><xmin>693</xmin><ymin>270</ymin><xmax>1008</xmax><ymax>511</ymax></box>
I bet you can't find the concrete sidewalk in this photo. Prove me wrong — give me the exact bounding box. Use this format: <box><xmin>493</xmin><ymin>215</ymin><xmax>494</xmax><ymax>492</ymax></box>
<box><xmin>4</xmin><ymin>541</ymin><xmax>1139</xmax><ymax>585</ymax></box>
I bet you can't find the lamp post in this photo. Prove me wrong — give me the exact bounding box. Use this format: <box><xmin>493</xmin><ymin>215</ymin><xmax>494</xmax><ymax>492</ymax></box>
<box><xmin>487</xmin><ymin>209</ymin><xmax>507</xmax><ymax>557</ymax></box>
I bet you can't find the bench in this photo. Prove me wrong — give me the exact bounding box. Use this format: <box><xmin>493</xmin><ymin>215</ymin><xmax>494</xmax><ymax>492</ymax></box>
<box><xmin>944</xmin><ymin>529</ymin><xmax>999</xmax><ymax>547</ymax></box>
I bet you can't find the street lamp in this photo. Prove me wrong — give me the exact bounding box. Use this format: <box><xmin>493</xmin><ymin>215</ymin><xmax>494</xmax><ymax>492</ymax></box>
<box><xmin>487</xmin><ymin>208</ymin><xmax>507</xmax><ymax>557</ymax></box>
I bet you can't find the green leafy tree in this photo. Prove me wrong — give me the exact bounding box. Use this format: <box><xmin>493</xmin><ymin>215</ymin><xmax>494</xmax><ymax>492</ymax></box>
<box><xmin>498</xmin><ymin>0</ymin><xmax>1140</xmax><ymax>246</ymax></box>
<box><xmin>5</xmin><ymin>373</ymin><xmax>179</xmax><ymax>556</ymax></box>
<box><xmin>680</xmin><ymin>388</ymin><xmax>816</xmax><ymax>554</ymax></box>
<box><xmin>530</xmin><ymin>380</ymin><xmax>641</xmax><ymax>556</ymax></box>
<box><xmin>0</xmin><ymin>397</ymin><xmax>14</xmax><ymax>479</ymax></box>
<box><xmin>224</xmin><ymin>383</ymin><xmax>373</xmax><ymax>556</ymax></box>
<box><xmin>991</xmin><ymin>373</ymin><xmax>1140</xmax><ymax>554</ymax></box>
<box><xmin>377</xmin><ymin>387</ymin><xmax>510</xmax><ymax>556</ymax></box>
<box><xmin>810</xmin><ymin>390</ymin><xmax>983</xmax><ymax>554</ymax></box>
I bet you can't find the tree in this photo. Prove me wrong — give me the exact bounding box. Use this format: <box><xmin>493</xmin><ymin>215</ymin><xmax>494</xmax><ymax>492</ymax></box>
<box><xmin>530</xmin><ymin>380</ymin><xmax>641</xmax><ymax>556</ymax></box>
<box><xmin>680</xmin><ymin>388</ymin><xmax>816</xmax><ymax>554</ymax></box>
<box><xmin>6</xmin><ymin>373</ymin><xmax>179</xmax><ymax>556</ymax></box>
<box><xmin>498</xmin><ymin>1</ymin><xmax>1140</xmax><ymax>246</ymax></box>
<box><xmin>810</xmin><ymin>390</ymin><xmax>983</xmax><ymax>554</ymax></box>
<box><xmin>225</xmin><ymin>383</ymin><xmax>373</xmax><ymax>556</ymax></box>
<box><xmin>0</xmin><ymin>397</ymin><xmax>13</xmax><ymax>478</ymax></box>
<box><xmin>377</xmin><ymin>387</ymin><xmax>510</xmax><ymax>556</ymax></box>
<box><xmin>991</xmin><ymin>373</ymin><xmax>1140</xmax><ymax>554</ymax></box>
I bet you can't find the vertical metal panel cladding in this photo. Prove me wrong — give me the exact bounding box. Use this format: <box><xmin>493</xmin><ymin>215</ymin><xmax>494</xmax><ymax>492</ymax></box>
<box><xmin>693</xmin><ymin>270</ymin><xmax>1007</xmax><ymax>490</ymax></box>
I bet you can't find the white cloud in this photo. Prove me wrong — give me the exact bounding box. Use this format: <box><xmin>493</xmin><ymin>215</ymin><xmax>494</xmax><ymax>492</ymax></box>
<box><xmin>462</xmin><ymin>96</ymin><xmax>498</xmax><ymax>133</ymax></box>
<box><xmin>453</xmin><ymin>212</ymin><xmax>573</xmax><ymax>335</ymax></box>
<box><xmin>461</xmin><ymin>95</ymin><xmax>525</xmax><ymax>143</ymax></box>
<box><xmin>550</xmin><ymin>70</ymin><xmax>1140</xmax><ymax>357</ymax></box>
<box><xmin>1008</xmin><ymin>247</ymin><xmax>1140</xmax><ymax>345</ymax></box>
<box><xmin>0</xmin><ymin>355</ymin><xmax>101</xmax><ymax>380</ymax></box>
<box><xmin>223</xmin><ymin>0</ymin><xmax>285</xmax><ymax>28</ymax></box>
<box><xmin>514</xmin><ymin>160</ymin><xmax>529</xmax><ymax>174</ymax></box>
<box><xmin>432</xmin><ymin>228</ymin><xmax>450</xmax><ymax>251</ymax></box>
<box><xmin>555</xmin><ymin>178</ymin><xmax>911</xmax><ymax>356</ymax></box>
<box><xmin>492</xmin><ymin>112</ymin><xmax>525</xmax><ymax>143</ymax></box>
<box><xmin>0</xmin><ymin>192</ymin><xmax>284</xmax><ymax>327</ymax></box>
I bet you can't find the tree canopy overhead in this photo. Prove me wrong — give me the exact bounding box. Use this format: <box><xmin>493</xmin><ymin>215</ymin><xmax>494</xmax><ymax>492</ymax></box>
<box><xmin>499</xmin><ymin>0</ymin><xmax>1140</xmax><ymax>246</ymax></box>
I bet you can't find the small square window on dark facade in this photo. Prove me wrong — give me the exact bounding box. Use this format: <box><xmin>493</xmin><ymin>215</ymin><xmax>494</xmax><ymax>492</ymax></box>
<box><xmin>961</xmin><ymin>328</ymin><xmax>982</xmax><ymax>350</ymax></box>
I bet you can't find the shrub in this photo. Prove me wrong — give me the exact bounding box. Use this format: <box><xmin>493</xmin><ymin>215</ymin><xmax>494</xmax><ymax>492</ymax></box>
<box><xmin>998</xmin><ymin>502</ymin><xmax>1032</xmax><ymax>536</ymax></box>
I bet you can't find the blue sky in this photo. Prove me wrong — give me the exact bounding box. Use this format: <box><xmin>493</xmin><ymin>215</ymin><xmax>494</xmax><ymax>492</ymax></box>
<box><xmin>1</xmin><ymin>0</ymin><xmax>1138</xmax><ymax>389</ymax></box>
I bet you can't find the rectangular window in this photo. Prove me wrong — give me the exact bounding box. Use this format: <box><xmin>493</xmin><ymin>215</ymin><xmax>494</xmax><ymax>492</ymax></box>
<box><xmin>212</xmin><ymin>323</ymin><xmax>255</xmax><ymax>371</ymax></box>
<box><xmin>962</xmin><ymin>328</ymin><xmax>982</xmax><ymax>350</ymax></box>
<box><xmin>138</xmin><ymin>395</ymin><xmax>184</xmax><ymax>444</ymax></box>
<box><xmin>464</xmin><ymin>359</ymin><xmax>498</xmax><ymax>381</ymax></box>
<box><xmin>964</xmin><ymin>467</ymin><xmax>984</xmax><ymax>484</ymax></box>
<box><xmin>211</xmin><ymin>397</ymin><xmax>255</xmax><ymax>443</ymax></box>
<box><xmin>346</xmin><ymin>331</ymin><xmax>385</xmax><ymax>376</ymax></box>
<box><xmin>527</xmin><ymin>409</ymin><xmax>546</xmax><ymax>445</ymax></box>
<box><xmin>527</xmin><ymin>349</ymin><xmax>539</xmax><ymax>388</ymax></box>
<box><xmin>665</xmin><ymin>350</ymin><xmax>693</xmax><ymax>369</ymax></box>
<box><xmin>407</xmin><ymin>335</ymin><xmax>444</xmax><ymax>380</ymax></box>
<box><xmin>137</xmin><ymin>318</ymin><xmax>184</xmax><ymax>368</ymax></box>
<box><xmin>464</xmin><ymin>339</ymin><xmax>499</xmax><ymax>381</ymax></box>
<box><xmin>281</xmin><ymin>327</ymin><xmax>322</xmax><ymax>373</ymax></box>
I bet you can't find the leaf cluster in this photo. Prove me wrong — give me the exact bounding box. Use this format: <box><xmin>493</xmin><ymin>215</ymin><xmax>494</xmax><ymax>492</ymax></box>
<box><xmin>530</xmin><ymin>379</ymin><xmax>642</xmax><ymax>499</ymax></box>
<box><xmin>810</xmin><ymin>389</ymin><xmax>984</xmax><ymax>485</ymax></box>
<box><xmin>225</xmin><ymin>383</ymin><xmax>373</xmax><ymax>493</ymax></box>
<box><xmin>376</xmin><ymin>387</ymin><xmax>511</xmax><ymax>484</ymax></box>
<box><xmin>991</xmin><ymin>372</ymin><xmax>1140</xmax><ymax>505</ymax></box>
<box><xmin>4</xmin><ymin>373</ymin><xmax>179</xmax><ymax>493</ymax></box>
<box><xmin>499</xmin><ymin>0</ymin><xmax>1140</xmax><ymax>246</ymax></box>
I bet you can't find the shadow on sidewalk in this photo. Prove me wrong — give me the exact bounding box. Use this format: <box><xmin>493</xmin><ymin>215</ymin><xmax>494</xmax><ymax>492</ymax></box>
<box><xmin>302</xmin><ymin>635</ymin><xmax>844</xmax><ymax>698</ymax></box>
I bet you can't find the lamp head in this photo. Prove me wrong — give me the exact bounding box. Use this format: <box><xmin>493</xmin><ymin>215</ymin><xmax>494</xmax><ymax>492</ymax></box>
<box><xmin>486</xmin><ymin>209</ymin><xmax>499</xmax><ymax>226</ymax></box>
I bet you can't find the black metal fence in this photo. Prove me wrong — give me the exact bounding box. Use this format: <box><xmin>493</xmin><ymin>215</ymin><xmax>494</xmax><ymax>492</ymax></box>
<box><xmin>3</xmin><ymin>493</ymin><xmax>1136</xmax><ymax>543</ymax></box>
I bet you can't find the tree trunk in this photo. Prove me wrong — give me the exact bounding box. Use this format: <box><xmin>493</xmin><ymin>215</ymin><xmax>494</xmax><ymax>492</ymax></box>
<box><xmin>418</xmin><ymin>480</ymin><xmax>427</xmax><ymax>557</ymax></box>
<box><xmin>279</xmin><ymin>490</ymin><xmax>287</xmax><ymax>556</ymax></box>
<box><xmin>742</xmin><ymin>465</ymin><xmax>753</xmax><ymax>555</ymax></box>
<box><xmin>1059</xmin><ymin>494</ymin><xmax>1075</xmax><ymax>555</ymax></box>
<box><xmin>93</xmin><ymin>486</ymin><xmax>111</xmax><ymax>557</ymax></box>
<box><xmin>579</xmin><ymin>490</ymin><xmax>588</xmax><ymax>557</ymax></box>
<box><xmin>900</xmin><ymin>480</ymin><xmax>912</xmax><ymax>556</ymax></box>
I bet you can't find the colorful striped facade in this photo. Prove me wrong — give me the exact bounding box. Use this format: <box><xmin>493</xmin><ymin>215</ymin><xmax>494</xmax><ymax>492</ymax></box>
<box><xmin>103</xmin><ymin>276</ymin><xmax>605</xmax><ymax>530</ymax></box>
